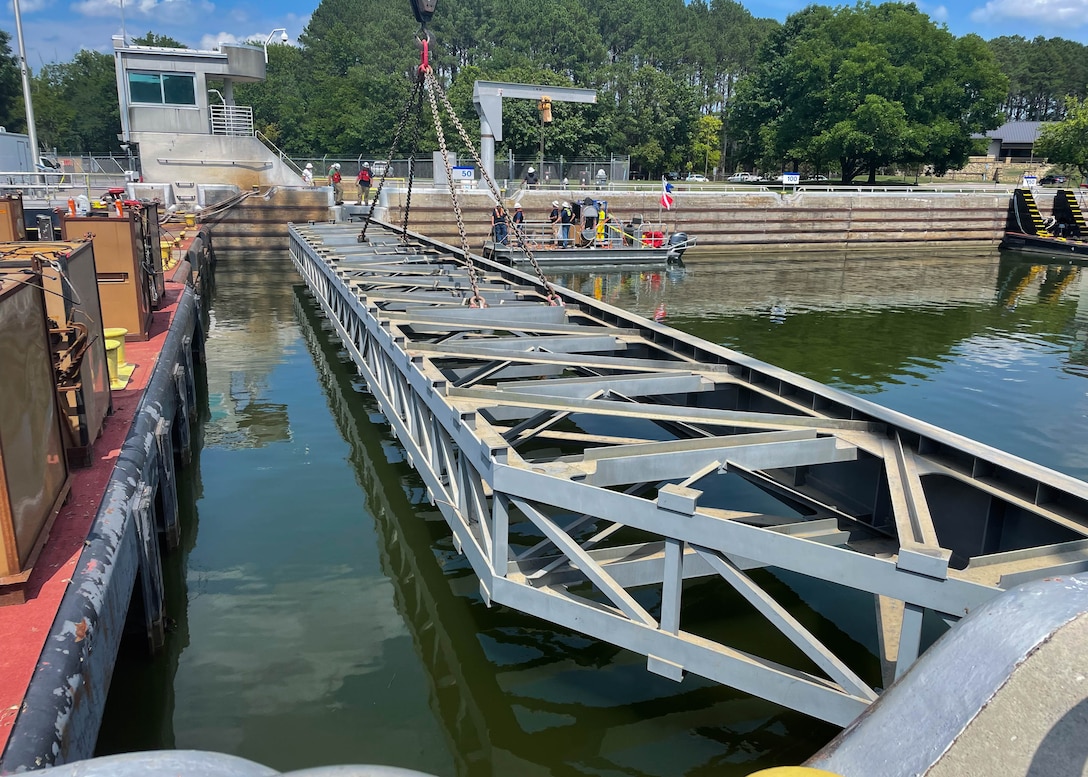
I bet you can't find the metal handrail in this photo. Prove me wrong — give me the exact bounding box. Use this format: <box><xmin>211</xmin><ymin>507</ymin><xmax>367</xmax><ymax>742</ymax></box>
<box><xmin>500</xmin><ymin>218</ymin><xmax>677</xmax><ymax>248</ymax></box>
<box><xmin>0</xmin><ymin>170</ymin><xmax>131</xmax><ymax>200</ymax></box>
<box><xmin>209</xmin><ymin>104</ymin><xmax>254</xmax><ymax>137</ymax></box>
<box><xmin>255</xmin><ymin>129</ymin><xmax>304</xmax><ymax>178</ymax></box>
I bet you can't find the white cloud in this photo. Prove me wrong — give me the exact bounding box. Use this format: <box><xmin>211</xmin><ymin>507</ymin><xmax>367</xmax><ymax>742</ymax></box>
<box><xmin>970</xmin><ymin>0</ymin><xmax>1088</xmax><ymax>25</ymax></box>
<box><xmin>71</xmin><ymin>0</ymin><xmax>211</xmax><ymax>23</ymax></box>
<box><xmin>198</xmin><ymin>29</ymin><xmax>299</xmax><ymax>51</ymax></box>
<box><xmin>929</xmin><ymin>4</ymin><xmax>949</xmax><ymax>21</ymax></box>
<box><xmin>199</xmin><ymin>31</ymin><xmax>243</xmax><ymax>49</ymax></box>
<box><xmin>9</xmin><ymin>0</ymin><xmax>54</xmax><ymax>14</ymax></box>
<box><xmin>68</xmin><ymin>0</ymin><xmax>117</xmax><ymax>16</ymax></box>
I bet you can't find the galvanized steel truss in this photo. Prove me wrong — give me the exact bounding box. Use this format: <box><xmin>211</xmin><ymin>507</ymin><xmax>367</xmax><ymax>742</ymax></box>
<box><xmin>289</xmin><ymin>221</ymin><xmax>1088</xmax><ymax>725</ymax></box>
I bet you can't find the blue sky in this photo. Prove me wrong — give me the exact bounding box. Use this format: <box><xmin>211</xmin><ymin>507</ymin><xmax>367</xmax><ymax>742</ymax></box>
<box><xmin>10</xmin><ymin>0</ymin><xmax>1088</xmax><ymax>67</ymax></box>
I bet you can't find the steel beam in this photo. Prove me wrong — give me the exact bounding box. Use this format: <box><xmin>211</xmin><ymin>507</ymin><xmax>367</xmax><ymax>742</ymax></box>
<box><xmin>287</xmin><ymin>219</ymin><xmax>1088</xmax><ymax>727</ymax></box>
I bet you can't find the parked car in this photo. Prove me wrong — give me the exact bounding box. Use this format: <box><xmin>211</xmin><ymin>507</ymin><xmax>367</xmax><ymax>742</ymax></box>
<box><xmin>664</xmin><ymin>171</ymin><xmax>681</xmax><ymax>181</ymax></box>
<box><xmin>806</xmin><ymin>174</ymin><xmax>829</xmax><ymax>182</ymax></box>
<box><xmin>727</xmin><ymin>172</ymin><xmax>758</xmax><ymax>183</ymax></box>
<box><xmin>1040</xmin><ymin>175</ymin><xmax>1067</xmax><ymax>185</ymax></box>
<box><xmin>685</xmin><ymin>173</ymin><xmax>708</xmax><ymax>182</ymax></box>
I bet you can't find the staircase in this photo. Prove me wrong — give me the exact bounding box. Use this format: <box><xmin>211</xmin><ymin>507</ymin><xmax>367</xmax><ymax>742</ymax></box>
<box><xmin>1052</xmin><ymin>189</ymin><xmax>1088</xmax><ymax>237</ymax></box>
<box><xmin>1006</xmin><ymin>188</ymin><xmax>1047</xmax><ymax>235</ymax></box>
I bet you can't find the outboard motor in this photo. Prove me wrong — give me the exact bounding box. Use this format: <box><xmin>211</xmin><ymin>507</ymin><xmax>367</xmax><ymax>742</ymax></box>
<box><xmin>36</xmin><ymin>214</ymin><xmax>54</xmax><ymax>241</ymax></box>
<box><xmin>666</xmin><ymin>231</ymin><xmax>690</xmax><ymax>264</ymax></box>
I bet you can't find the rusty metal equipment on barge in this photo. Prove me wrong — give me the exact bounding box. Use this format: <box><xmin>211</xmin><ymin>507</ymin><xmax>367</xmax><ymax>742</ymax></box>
<box><xmin>0</xmin><ymin>214</ymin><xmax>213</xmax><ymax>770</ymax></box>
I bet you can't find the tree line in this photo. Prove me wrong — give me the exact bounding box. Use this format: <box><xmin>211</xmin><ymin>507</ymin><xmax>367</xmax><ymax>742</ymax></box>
<box><xmin>0</xmin><ymin>1</ymin><xmax>1085</xmax><ymax>181</ymax></box>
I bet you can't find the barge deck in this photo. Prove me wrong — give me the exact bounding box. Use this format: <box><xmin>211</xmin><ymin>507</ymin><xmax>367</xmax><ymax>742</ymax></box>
<box><xmin>0</xmin><ymin>233</ymin><xmax>212</xmax><ymax>770</ymax></box>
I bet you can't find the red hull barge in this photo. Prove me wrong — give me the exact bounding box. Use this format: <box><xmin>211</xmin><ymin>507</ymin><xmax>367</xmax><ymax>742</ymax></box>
<box><xmin>0</xmin><ymin>230</ymin><xmax>214</xmax><ymax>770</ymax></box>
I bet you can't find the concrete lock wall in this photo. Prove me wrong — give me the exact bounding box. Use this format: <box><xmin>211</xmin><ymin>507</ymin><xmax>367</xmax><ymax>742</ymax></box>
<box><xmin>378</xmin><ymin>189</ymin><xmax>1010</xmax><ymax>253</ymax></box>
<box><xmin>134</xmin><ymin>134</ymin><xmax>305</xmax><ymax>189</ymax></box>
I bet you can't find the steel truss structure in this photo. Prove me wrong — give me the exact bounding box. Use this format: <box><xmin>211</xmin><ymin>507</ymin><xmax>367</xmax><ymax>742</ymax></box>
<box><xmin>289</xmin><ymin>220</ymin><xmax>1088</xmax><ymax>726</ymax></box>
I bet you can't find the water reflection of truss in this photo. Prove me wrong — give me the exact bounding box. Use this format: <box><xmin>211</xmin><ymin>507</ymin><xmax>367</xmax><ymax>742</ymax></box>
<box><xmin>291</xmin><ymin>287</ymin><xmax>837</xmax><ymax>776</ymax></box>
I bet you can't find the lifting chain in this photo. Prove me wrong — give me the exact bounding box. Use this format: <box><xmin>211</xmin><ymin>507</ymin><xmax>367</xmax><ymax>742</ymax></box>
<box><xmin>426</xmin><ymin>73</ymin><xmax>563</xmax><ymax>306</ymax></box>
<box><xmin>399</xmin><ymin>86</ymin><xmax>427</xmax><ymax>241</ymax></box>
<box><xmin>423</xmin><ymin>68</ymin><xmax>486</xmax><ymax>307</ymax></box>
<box><xmin>359</xmin><ymin>79</ymin><xmax>424</xmax><ymax>244</ymax></box>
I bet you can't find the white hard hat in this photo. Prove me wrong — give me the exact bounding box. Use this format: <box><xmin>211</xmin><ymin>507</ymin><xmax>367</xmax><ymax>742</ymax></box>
<box><xmin>514</xmin><ymin>202</ymin><xmax>522</xmax><ymax>208</ymax></box>
<box><xmin>305</xmin><ymin>162</ymin><xmax>312</xmax><ymax>168</ymax></box>
<box><xmin>552</xmin><ymin>200</ymin><xmax>559</xmax><ymax>207</ymax></box>
<box><xmin>363</xmin><ymin>162</ymin><xmax>369</xmax><ymax>168</ymax></box>
<box><xmin>333</xmin><ymin>163</ymin><xmax>341</xmax><ymax>169</ymax></box>
<box><xmin>562</xmin><ymin>201</ymin><xmax>569</xmax><ymax>207</ymax></box>
<box><xmin>528</xmin><ymin>166</ymin><xmax>535</xmax><ymax>173</ymax></box>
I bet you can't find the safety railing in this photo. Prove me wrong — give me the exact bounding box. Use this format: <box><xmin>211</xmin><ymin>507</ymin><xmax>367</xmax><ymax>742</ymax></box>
<box><xmin>498</xmin><ymin>218</ymin><xmax>679</xmax><ymax>249</ymax></box>
<box><xmin>210</xmin><ymin>104</ymin><xmax>254</xmax><ymax>137</ymax></box>
<box><xmin>255</xmin><ymin>129</ymin><xmax>304</xmax><ymax>178</ymax></box>
<box><xmin>0</xmin><ymin>170</ymin><xmax>131</xmax><ymax>201</ymax></box>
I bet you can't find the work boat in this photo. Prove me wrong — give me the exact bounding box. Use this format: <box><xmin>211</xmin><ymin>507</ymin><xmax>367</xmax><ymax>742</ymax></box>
<box><xmin>483</xmin><ymin>216</ymin><xmax>694</xmax><ymax>266</ymax></box>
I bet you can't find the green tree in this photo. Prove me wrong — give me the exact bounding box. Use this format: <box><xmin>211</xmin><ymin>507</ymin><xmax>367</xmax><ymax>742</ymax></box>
<box><xmin>0</xmin><ymin>29</ymin><xmax>25</xmax><ymax>133</ymax></box>
<box><xmin>233</xmin><ymin>44</ymin><xmax>307</xmax><ymax>153</ymax></box>
<box><xmin>1035</xmin><ymin>95</ymin><xmax>1088</xmax><ymax>183</ymax></box>
<box><xmin>988</xmin><ymin>36</ymin><xmax>1088</xmax><ymax>120</ymax></box>
<box><xmin>692</xmin><ymin>114</ymin><xmax>722</xmax><ymax>175</ymax></box>
<box><xmin>33</xmin><ymin>50</ymin><xmax>118</xmax><ymax>151</ymax></box>
<box><xmin>131</xmin><ymin>32</ymin><xmax>186</xmax><ymax>48</ymax></box>
<box><xmin>730</xmin><ymin>2</ymin><xmax>1006</xmax><ymax>182</ymax></box>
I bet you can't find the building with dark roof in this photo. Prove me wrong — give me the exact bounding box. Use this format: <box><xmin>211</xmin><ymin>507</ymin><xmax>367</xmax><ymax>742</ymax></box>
<box><xmin>980</xmin><ymin>121</ymin><xmax>1045</xmax><ymax>161</ymax></box>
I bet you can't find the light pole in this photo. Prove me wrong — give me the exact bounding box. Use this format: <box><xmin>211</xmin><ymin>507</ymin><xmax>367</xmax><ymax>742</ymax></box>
<box><xmin>264</xmin><ymin>28</ymin><xmax>288</xmax><ymax>63</ymax></box>
<box><xmin>12</xmin><ymin>0</ymin><xmax>38</xmax><ymax>170</ymax></box>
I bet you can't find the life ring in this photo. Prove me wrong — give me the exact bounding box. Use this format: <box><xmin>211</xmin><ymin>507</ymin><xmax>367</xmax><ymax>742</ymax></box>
<box><xmin>641</xmin><ymin>231</ymin><xmax>664</xmax><ymax>248</ymax></box>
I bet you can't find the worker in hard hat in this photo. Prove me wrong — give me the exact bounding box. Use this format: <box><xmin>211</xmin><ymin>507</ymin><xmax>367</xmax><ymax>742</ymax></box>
<box><xmin>512</xmin><ymin>202</ymin><xmax>525</xmax><ymax>246</ymax></box>
<box><xmin>328</xmin><ymin>162</ymin><xmax>343</xmax><ymax>204</ymax></box>
<box><xmin>523</xmin><ymin>166</ymin><xmax>538</xmax><ymax>189</ymax></box>
<box><xmin>559</xmin><ymin>201</ymin><xmax>573</xmax><ymax>248</ymax></box>
<box><xmin>356</xmin><ymin>162</ymin><xmax>372</xmax><ymax>204</ymax></box>
<box><xmin>302</xmin><ymin>162</ymin><xmax>314</xmax><ymax>187</ymax></box>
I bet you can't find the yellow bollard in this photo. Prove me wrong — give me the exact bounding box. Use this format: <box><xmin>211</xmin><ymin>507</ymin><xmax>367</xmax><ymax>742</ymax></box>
<box><xmin>104</xmin><ymin>339</ymin><xmax>122</xmax><ymax>389</ymax></box>
<box><xmin>103</xmin><ymin>327</ymin><xmax>134</xmax><ymax>387</ymax></box>
<box><xmin>103</xmin><ymin>327</ymin><xmax>128</xmax><ymax>366</ymax></box>
<box><xmin>160</xmin><ymin>241</ymin><xmax>172</xmax><ymax>269</ymax></box>
<box><xmin>184</xmin><ymin>214</ymin><xmax>196</xmax><ymax>228</ymax></box>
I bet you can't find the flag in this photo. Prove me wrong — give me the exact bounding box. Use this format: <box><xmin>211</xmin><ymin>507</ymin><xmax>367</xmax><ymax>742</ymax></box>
<box><xmin>660</xmin><ymin>178</ymin><xmax>675</xmax><ymax>210</ymax></box>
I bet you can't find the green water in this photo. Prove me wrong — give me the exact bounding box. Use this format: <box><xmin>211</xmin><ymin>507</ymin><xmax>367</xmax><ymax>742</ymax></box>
<box><xmin>96</xmin><ymin>249</ymin><xmax>1088</xmax><ymax>775</ymax></box>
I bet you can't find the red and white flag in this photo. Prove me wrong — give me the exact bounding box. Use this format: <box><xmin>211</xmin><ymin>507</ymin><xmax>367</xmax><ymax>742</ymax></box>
<box><xmin>660</xmin><ymin>177</ymin><xmax>675</xmax><ymax>210</ymax></box>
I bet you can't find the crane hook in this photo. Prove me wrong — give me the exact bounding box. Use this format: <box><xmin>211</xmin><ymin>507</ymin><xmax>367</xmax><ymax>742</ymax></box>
<box><xmin>409</xmin><ymin>0</ymin><xmax>437</xmax><ymax>26</ymax></box>
<box><xmin>416</xmin><ymin>30</ymin><xmax>433</xmax><ymax>81</ymax></box>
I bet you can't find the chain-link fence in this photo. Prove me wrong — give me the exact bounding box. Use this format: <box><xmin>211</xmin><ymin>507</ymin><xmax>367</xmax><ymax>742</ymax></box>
<box><xmin>294</xmin><ymin>154</ymin><xmax>632</xmax><ymax>188</ymax></box>
<box><xmin>494</xmin><ymin>155</ymin><xmax>631</xmax><ymax>188</ymax></box>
